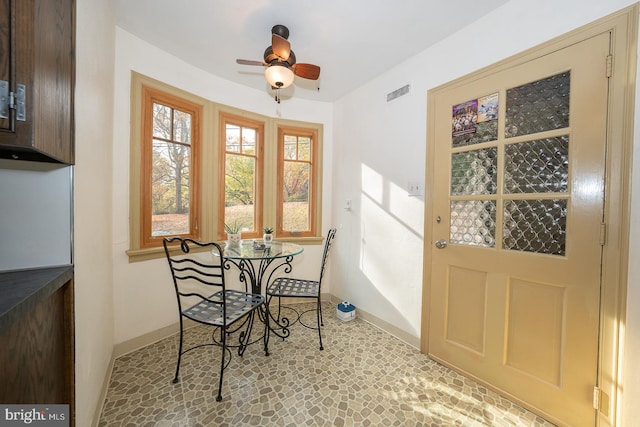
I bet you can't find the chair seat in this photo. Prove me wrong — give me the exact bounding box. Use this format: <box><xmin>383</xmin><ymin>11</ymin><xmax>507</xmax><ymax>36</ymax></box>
<box><xmin>267</xmin><ymin>277</ymin><xmax>320</xmax><ymax>297</ymax></box>
<box><xmin>184</xmin><ymin>289</ymin><xmax>265</xmax><ymax>326</ymax></box>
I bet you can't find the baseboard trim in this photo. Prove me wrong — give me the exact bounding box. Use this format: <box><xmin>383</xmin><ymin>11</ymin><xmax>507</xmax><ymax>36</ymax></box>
<box><xmin>111</xmin><ymin>294</ymin><xmax>420</xmax><ymax>360</ymax></box>
<box><xmin>91</xmin><ymin>350</ymin><xmax>115</xmax><ymax>427</ymax></box>
<box><xmin>113</xmin><ymin>319</ymin><xmax>200</xmax><ymax>358</ymax></box>
<box><xmin>326</xmin><ymin>294</ymin><xmax>420</xmax><ymax>349</ymax></box>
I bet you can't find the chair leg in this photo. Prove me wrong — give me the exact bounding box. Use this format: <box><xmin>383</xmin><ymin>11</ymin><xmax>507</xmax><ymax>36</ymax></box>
<box><xmin>217</xmin><ymin>326</ymin><xmax>226</xmax><ymax>402</ymax></box>
<box><xmin>238</xmin><ymin>312</ymin><xmax>254</xmax><ymax>357</ymax></box>
<box><xmin>278</xmin><ymin>296</ymin><xmax>286</xmax><ymax>341</ymax></box>
<box><xmin>265</xmin><ymin>295</ymin><xmax>272</xmax><ymax>348</ymax></box>
<box><xmin>173</xmin><ymin>317</ymin><xmax>184</xmax><ymax>384</ymax></box>
<box><xmin>263</xmin><ymin>304</ymin><xmax>270</xmax><ymax>356</ymax></box>
<box><xmin>316</xmin><ymin>297</ymin><xmax>324</xmax><ymax>351</ymax></box>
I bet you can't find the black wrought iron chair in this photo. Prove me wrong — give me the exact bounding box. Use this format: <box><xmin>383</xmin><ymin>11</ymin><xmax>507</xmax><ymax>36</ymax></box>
<box><xmin>163</xmin><ymin>237</ymin><xmax>268</xmax><ymax>402</ymax></box>
<box><xmin>266</xmin><ymin>228</ymin><xmax>337</xmax><ymax>350</ymax></box>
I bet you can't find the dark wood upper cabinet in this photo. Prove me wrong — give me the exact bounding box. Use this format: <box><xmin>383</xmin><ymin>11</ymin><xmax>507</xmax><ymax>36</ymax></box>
<box><xmin>0</xmin><ymin>0</ymin><xmax>75</xmax><ymax>164</ymax></box>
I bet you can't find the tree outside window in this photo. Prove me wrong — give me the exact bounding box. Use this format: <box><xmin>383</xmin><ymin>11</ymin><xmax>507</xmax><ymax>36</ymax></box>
<box><xmin>151</xmin><ymin>104</ymin><xmax>191</xmax><ymax>236</ymax></box>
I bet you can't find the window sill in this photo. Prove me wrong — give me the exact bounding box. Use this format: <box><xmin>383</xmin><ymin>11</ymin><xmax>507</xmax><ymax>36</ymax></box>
<box><xmin>127</xmin><ymin>235</ymin><xmax>325</xmax><ymax>263</ymax></box>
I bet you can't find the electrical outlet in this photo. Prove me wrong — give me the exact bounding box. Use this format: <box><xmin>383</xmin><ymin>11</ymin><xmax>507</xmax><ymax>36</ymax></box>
<box><xmin>408</xmin><ymin>181</ymin><xmax>423</xmax><ymax>196</ymax></box>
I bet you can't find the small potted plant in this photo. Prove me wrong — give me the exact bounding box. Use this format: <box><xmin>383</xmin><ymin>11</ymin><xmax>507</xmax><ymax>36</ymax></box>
<box><xmin>263</xmin><ymin>226</ymin><xmax>274</xmax><ymax>244</ymax></box>
<box><xmin>224</xmin><ymin>221</ymin><xmax>243</xmax><ymax>247</ymax></box>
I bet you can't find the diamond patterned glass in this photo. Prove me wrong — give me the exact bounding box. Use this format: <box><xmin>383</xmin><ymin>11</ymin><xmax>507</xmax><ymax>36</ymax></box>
<box><xmin>504</xmin><ymin>136</ymin><xmax>569</xmax><ymax>194</ymax></box>
<box><xmin>450</xmin><ymin>200</ymin><xmax>496</xmax><ymax>247</ymax></box>
<box><xmin>451</xmin><ymin>148</ymin><xmax>497</xmax><ymax>196</ymax></box>
<box><xmin>503</xmin><ymin>199</ymin><xmax>567</xmax><ymax>255</ymax></box>
<box><xmin>452</xmin><ymin>121</ymin><xmax>499</xmax><ymax>148</ymax></box>
<box><xmin>505</xmin><ymin>72</ymin><xmax>570</xmax><ymax>138</ymax></box>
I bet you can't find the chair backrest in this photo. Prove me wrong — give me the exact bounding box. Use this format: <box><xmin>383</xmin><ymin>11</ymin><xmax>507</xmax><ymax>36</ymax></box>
<box><xmin>318</xmin><ymin>228</ymin><xmax>337</xmax><ymax>285</ymax></box>
<box><xmin>163</xmin><ymin>237</ymin><xmax>227</xmax><ymax>317</ymax></box>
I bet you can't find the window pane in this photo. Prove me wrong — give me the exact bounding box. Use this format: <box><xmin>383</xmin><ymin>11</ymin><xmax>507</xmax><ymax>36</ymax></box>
<box><xmin>451</xmin><ymin>147</ymin><xmax>497</xmax><ymax>196</ymax></box>
<box><xmin>503</xmin><ymin>199</ymin><xmax>566</xmax><ymax>255</ymax></box>
<box><xmin>242</xmin><ymin>127</ymin><xmax>256</xmax><ymax>155</ymax></box>
<box><xmin>225</xmin><ymin>154</ymin><xmax>256</xmax><ymax>232</ymax></box>
<box><xmin>504</xmin><ymin>136</ymin><xmax>569</xmax><ymax>194</ymax></box>
<box><xmin>152</xmin><ymin>103</ymin><xmax>171</xmax><ymax>139</ymax></box>
<box><xmin>505</xmin><ymin>71</ymin><xmax>570</xmax><ymax>138</ymax></box>
<box><xmin>284</xmin><ymin>136</ymin><xmax>297</xmax><ymax>160</ymax></box>
<box><xmin>151</xmin><ymin>140</ymin><xmax>190</xmax><ymax>236</ymax></box>
<box><xmin>450</xmin><ymin>200</ymin><xmax>496</xmax><ymax>247</ymax></box>
<box><xmin>173</xmin><ymin>109</ymin><xmax>191</xmax><ymax>144</ymax></box>
<box><xmin>298</xmin><ymin>136</ymin><xmax>311</xmax><ymax>161</ymax></box>
<box><xmin>226</xmin><ymin>124</ymin><xmax>240</xmax><ymax>152</ymax></box>
<box><xmin>451</xmin><ymin>92</ymin><xmax>499</xmax><ymax>148</ymax></box>
<box><xmin>282</xmin><ymin>161</ymin><xmax>310</xmax><ymax>232</ymax></box>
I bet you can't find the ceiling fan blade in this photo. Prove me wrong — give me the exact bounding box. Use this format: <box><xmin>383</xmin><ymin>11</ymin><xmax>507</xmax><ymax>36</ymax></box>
<box><xmin>293</xmin><ymin>63</ymin><xmax>320</xmax><ymax>80</ymax></box>
<box><xmin>236</xmin><ymin>59</ymin><xmax>266</xmax><ymax>66</ymax></box>
<box><xmin>272</xmin><ymin>34</ymin><xmax>290</xmax><ymax>61</ymax></box>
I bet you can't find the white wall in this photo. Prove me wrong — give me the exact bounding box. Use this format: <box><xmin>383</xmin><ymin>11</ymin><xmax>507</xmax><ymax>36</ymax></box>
<box><xmin>111</xmin><ymin>28</ymin><xmax>334</xmax><ymax>345</ymax></box>
<box><xmin>0</xmin><ymin>160</ymin><xmax>72</xmax><ymax>270</ymax></box>
<box><xmin>74</xmin><ymin>0</ymin><xmax>116</xmax><ymax>425</ymax></box>
<box><xmin>331</xmin><ymin>0</ymin><xmax>640</xmax><ymax>423</ymax></box>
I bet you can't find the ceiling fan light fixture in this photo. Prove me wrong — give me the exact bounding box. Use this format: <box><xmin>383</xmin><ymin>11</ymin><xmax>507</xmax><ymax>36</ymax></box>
<box><xmin>265</xmin><ymin>64</ymin><xmax>295</xmax><ymax>89</ymax></box>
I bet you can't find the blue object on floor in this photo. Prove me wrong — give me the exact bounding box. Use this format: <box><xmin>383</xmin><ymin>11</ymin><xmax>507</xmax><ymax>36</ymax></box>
<box><xmin>336</xmin><ymin>301</ymin><xmax>356</xmax><ymax>321</ymax></box>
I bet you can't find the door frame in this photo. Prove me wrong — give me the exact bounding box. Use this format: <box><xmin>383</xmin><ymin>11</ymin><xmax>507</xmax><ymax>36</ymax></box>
<box><xmin>421</xmin><ymin>5</ymin><xmax>637</xmax><ymax>426</ymax></box>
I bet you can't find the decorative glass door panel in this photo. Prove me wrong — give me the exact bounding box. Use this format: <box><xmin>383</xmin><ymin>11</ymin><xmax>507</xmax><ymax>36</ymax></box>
<box><xmin>505</xmin><ymin>72</ymin><xmax>570</xmax><ymax>138</ymax></box>
<box><xmin>448</xmin><ymin>72</ymin><xmax>571</xmax><ymax>255</ymax></box>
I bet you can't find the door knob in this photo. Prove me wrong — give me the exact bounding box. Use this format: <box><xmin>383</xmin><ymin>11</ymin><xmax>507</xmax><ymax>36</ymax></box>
<box><xmin>435</xmin><ymin>239</ymin><xmax>447</xmax><ymax>249</ymax></box>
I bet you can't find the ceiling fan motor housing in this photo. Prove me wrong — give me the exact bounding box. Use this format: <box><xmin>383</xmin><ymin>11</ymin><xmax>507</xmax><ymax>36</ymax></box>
<box><xmin>271</xmin><ymin>24</ymin><xmax>289</xmax><ymax>40</ymax></box>
<box><xmin>264</xmin><ymin>46</ymin><xmax>296</xmax><ymax>66</ymax></box>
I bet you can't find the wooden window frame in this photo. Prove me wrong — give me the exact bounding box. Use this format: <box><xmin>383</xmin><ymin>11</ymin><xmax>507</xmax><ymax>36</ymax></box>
<box><xmin>218</xmin><ymin>112</ymin><xmax>264</xmax><ymax>240</ymax></box>
<box><xmin>276</xmin><ymin>125</ymin><xmax>319</xmax><ymax>238</ymax></box>
<box><xmin>140</xmin><ymin>85</ymin><xmax>202</xmax><ymax>248</ymax></box>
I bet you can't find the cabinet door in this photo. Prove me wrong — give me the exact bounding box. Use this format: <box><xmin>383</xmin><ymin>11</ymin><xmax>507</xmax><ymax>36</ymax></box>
<box><xmin>29</xmin><ymin>0</ymin><xmax>75</xmax><ymax>164</ymax></box>
<box><xmin>0</xmin><ymin>0</ymin><xmax>12</xmax><ymax>134</ymax></box>
<box><xmin>0</xmin><ymin>0</ymin><xmax>74</xmax><ymax>164</ymax></box>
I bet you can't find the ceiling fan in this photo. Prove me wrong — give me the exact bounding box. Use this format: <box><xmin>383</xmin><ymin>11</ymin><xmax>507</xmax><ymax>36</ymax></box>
<box><xmin>236</xmin><ymin>25</ymin><xmax>321</xmax><ymax>103</ymax></box>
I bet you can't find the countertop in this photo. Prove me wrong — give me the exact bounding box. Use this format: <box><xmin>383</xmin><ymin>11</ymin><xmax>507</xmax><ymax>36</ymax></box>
<box><xmin>0</xmin><ymin>265</ymin><xmax>73</xmax><ymax>334</ymax></box>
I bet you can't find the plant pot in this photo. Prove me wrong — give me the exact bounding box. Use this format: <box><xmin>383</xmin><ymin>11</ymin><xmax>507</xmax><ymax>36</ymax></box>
<box><xmin>227</xmin><ymin>233</ymin><xmax>241</xmax><ymax>247</ymax></box>
<box><xmin>263</xmin><ymin>233</ymin><xmax>273</xmax><ymax>244</ymax></box>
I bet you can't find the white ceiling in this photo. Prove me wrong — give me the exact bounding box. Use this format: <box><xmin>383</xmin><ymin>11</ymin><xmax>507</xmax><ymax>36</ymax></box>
<box><xmin>113</xmin><ymin>0</ymin><xmax>510</xmax><ymax>102</ymax></box>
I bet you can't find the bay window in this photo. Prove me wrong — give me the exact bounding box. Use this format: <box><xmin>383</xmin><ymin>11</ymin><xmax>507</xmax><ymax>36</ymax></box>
<box><xmin>128</xmin><ymin>73</ymin><xmax>323</xmax><ymax>262</ymax></box>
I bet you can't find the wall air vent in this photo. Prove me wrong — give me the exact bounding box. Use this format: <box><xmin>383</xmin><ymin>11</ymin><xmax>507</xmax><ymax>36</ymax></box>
<box><xmin>386</xmin><ymin>84</ymin><xmax>410</xmax><ymax>102</ymax></box>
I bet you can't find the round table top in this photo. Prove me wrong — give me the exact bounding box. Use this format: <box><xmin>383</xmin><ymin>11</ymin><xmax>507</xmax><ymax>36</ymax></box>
<box><xmin>217</xmin><ymin>240</ymin><xmax>304</xmax><ymax>260</ymax></box>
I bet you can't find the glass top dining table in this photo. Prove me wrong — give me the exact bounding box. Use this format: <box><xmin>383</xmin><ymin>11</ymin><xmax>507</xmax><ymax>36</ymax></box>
<box><xmin>214</xmin><ymin>240</ymin><xmax>304</xmax><ymax>294</ymax></box>
<box><xmin>219</xmin><ymin>240</ymin><xmax>304</xmax><ymax>260</ymax></box>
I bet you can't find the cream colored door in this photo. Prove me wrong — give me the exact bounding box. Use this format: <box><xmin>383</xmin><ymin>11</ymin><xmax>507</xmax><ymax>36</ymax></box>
<box><xmin>428</xmin><ymin>32</ymin><xmax>610</xmax><ymax>426</ymax></box>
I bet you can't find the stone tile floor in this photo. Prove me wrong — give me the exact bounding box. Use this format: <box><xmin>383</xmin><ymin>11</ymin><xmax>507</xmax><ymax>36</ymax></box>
<box><xmin>99</xmin><ymin>302</ymin><xmax>555</xmax><ymax>426</ymax></box>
